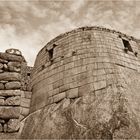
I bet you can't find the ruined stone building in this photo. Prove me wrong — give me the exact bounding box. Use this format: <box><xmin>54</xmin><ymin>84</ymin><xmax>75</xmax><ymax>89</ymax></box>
<box><xmin>0</xmin><ymin>26</ymin><xmax>140</xmax><ymax>139</ymax></box>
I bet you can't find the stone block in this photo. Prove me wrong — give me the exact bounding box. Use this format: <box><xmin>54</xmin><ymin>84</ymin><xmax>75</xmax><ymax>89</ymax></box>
<box><xmin>97</xmin><ymin>75</ymin><xmax>106</xmax><ymax>81</ymax></box>
<box><xmin>53</xmin><ymin>80</ymin><xmax>63</xmax><ymax>89</ymax></box>
<box><xmin>19</xmin><ymin>114</ymin><xmax>25</xmax><ymax>121</ymax></box>
<box><xmin>0</xmin><ymin>90</ymin><xmax>22</xmax><ymax>96</ymax></box>
<box><xmin>66</xmin><ymin>88</ymin><xmax>79</xmax><ymax>99</ymax></box>
<box><xmin>0</xmin><ymin>107</ymin><xmax>20</xmax><ymax>119</ymax></box>
<box><xmin>64</xmin><ymin>62</ymin><xmax>74</xmax><ymax>70</ymax></box>
<box><xmin>94</xmin><ymin>80</ymin><xmax>106</xmax><ymax>91</ymax></box>
<box><xmin>0</xmin><ymin>123</ymin><xmax>3</xmax><ymax>132</ymax></box>
<box><xmin>21</xmin><ymin>91</ymin><xmax>32</xmax><ymax>99</ymax></box>
<box><xmin>0</xmin><ymin>119</ymin><xmax>5</xmax><ymax>125</ymax></box>
<box><xmin>5</xmin><ymin>96</ymin><xmax>20</xmax><ymax>106</ymax></box>
<box><xmin>0</xmin><ymin>69</ymin><xmax>3</xmax><ymax>73</ymax></box>
<box><xmin>8</xmin><ymin>62</ymin><xmax>21</xmax><ymax>72</ymax></box>
<box><xmin>0</xmin><ymin>52</ymin><xmax>23</xmax><ymax>62</ymax></box>
<box><xmin>59</xmin><ymin>84</ymin><xmax>70</xmax><ymax>93</ymax></box>
<box><xmin>0</xmin><ymin>63</ymin><xmax>3</xmax><ymax>69</ymax></box>
<box><xmin>3</xmin><ymin>64</ymin><xmax>8</xmax><ymax>71</ymax></box>
<box><xmin>5</xmin><ymin>81</ymin><xmax>21</xmax><ymax>90</ymax></box>
<box><xmin>0</xmin><ymin>98</ymin><xmax>4</xmax><ymax>105</ymax></box>
<box><xmin>21</xmin><ymin>98</ymin><xmax>30</xmax><ymax>108</ymax></box>
<box><xmin>0</xmin><ymin>80</ymin><xmax>8</xmax><ymax>84</ymax></box>
<box><xmin>3</xmin><ymin>123</ymin><xmax>7</xmax><ymax>133</ymax></box>
<box><xmin>7</xmin><ymin>119</ymin><xmax>20</xmax><ymax>132</ymax></box>
<box><xmin>47</xmin><ymin>97</ymin><xmax>54</xmax><ymax>105</ymax></box>
<box><xmin>20</xmin><ymin>107</ymin><xmax>29</xmax><ymax>116</ymax></box>
<box><xmin>0</xmin><ymin>72</ymin><xmax>21</xmax><ymax>81</ymax></box>
<box><xmin>0</xmin><ymin>58</ymin><xmax>8</xmax><ymax>64</ymax></box>
<box><xmin>0</xmin><ymin>83</ymin><xmax>4</xmax><ymax>90</ymax></box>
<box><xmin>0</xmin><ymin>96</ymin><xmax>5</xmax><ymax>99</ymax></box>
<box><xmin>97</xmin><ymin>69</ymin><xmax>106</xmax><ymax>75</ymax></box>
<box><xmin>53</xmin><ymin>92</ymin><xmax>66</xmax><ymax>103</ymax></box>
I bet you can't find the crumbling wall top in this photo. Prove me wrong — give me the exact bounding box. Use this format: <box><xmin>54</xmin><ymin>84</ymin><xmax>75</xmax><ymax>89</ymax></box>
<box><xmin>5</xmin><ymin>48</ymin><xmax>22</xmax><ymax>56</ymax></box>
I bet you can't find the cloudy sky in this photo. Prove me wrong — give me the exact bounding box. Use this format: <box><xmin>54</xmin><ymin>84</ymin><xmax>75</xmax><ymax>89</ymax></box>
<box><xmin>0</xmin><ymin>0</ymin><xmax>140</xmax><ymax>66</ymax></box>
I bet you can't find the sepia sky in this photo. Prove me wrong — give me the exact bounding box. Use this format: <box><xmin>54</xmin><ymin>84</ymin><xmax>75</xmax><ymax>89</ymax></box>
<box><xmin>0</xmin><ymin>0</ymin><xmax>140</xmax><ymax>66</ymax></box>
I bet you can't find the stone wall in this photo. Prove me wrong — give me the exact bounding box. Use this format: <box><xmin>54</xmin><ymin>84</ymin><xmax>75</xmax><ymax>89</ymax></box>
<box><xmin>0</xmin><ymin>49</ymin><xmax>32</xmax><ymax>134</ymax></box>
<box><xmin>30</xmin><ymin>27</ymin><xmax>140</xmax><ymax>113</ymax></box>
<box><xmin>20</xmin><ymin>64</ymin><xmax>32</xmax><ymax>120</ymax></box>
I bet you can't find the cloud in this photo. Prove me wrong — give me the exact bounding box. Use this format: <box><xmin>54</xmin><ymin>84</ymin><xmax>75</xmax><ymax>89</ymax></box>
<box><xmin>0</xmin><ymin>0</ymin><xmax>140</xmax><ymax>66</ymax></box>
<box><xmin>0</xmin><ymin>24</ymin><xmax>41</xmax><ymax>66</ymax></box>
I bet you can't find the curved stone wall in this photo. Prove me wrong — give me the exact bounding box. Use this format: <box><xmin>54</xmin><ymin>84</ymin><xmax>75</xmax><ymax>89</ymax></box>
<box><xmin>30</xmin><ymin>27</ymin><xmax>140</xmax><ymax>113</ymax></box>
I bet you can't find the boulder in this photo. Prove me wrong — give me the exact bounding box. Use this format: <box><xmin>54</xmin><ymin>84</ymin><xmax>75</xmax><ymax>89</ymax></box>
<box><xmin>5</xmin><ymin>81</ymin><xmax>21</xmax><ymax>90</ymax></box>
<box><xmin>8</xmin><ymin>62</ymin><xmax>21</xmax><ymax>72</ymax></box>
<box><xmin>0</xmin><ymin>107</ymin><xmax>20</xmax><ymax>119</ymax></box>
<box><xmin>0</xmin><ymin>72</ymin><xmax>21</xmax><ymax>81</ymax></box>
<box><xmin>0</xmin><ymin>90</ymin><xmax>22</xmax><ymax>97</ymax></box>
<box><xmin>0</xmin><ymin>52</ymin><xmax>23</xmax><ymax>62</ymax></box>
<box><xmin>5</xmin><ymin>96</ymin><xmax>20</xmax><ymax>106</ymax></box>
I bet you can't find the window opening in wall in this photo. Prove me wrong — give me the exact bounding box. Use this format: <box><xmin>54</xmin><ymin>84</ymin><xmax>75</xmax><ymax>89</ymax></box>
<box><xmin>134</xmin><ymin>52</ymin><xmax>138</xmax><ymax>57</ymax></box>
<box><xmin>53</xmin><ymin>44</ymin><xmax>57</xmax><ymax>47</ymax></box>
<box><xmin>27</xmin><ymin>73</ymin><xmax>30</xmax><ymax>76</ymax></box>
<box><xmin>48</xmin><ymin>48</ymin><xmax>54</xmax><ymax>60</ymax></box>
<box><xmin>122</xmin><ymin>39</ymin><xmax>133</xmax><ymax>52</ymax></box>
<box><xmin>42</xmin><ymin>64</ymin><xmax>45</xmax><ymax>70</ymax></box>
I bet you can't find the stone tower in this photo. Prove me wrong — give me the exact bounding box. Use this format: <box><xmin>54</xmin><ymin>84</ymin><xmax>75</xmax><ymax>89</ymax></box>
<box><xmin>19</xmin><ymin>27</ymin><xmax>140</xmax><ymax>139</ymax></box>
<box><xmin>30</xmin><ymin>26</ymin><xmax>140</xmax><ymax>111</ymax></box>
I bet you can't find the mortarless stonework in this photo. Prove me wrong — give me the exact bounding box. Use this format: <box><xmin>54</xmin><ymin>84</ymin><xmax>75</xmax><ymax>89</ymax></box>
<box><xmin>1</xmin><ymin>26</ymin><xmax>140</xmax><ymax>139</ymax></box>
<box><xmin>30</xmin><ymin>26</ymin><xmax>140</xmax><ymax>113</ymax></box>
<box><xmin>0</xmin><ymin>49</ymin><xmax>32</xmax><ymax>139</ymax></box>
<box><xmin>19</xmin><ymin>27</ymin><xmax>140</xmax><ymax>139</ymax></box>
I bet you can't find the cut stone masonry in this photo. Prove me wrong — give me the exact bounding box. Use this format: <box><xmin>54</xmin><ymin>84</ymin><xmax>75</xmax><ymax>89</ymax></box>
<box><xmin>30</xmin><ymin>26</ymin><xmax>140</xmax><ymax>113</ymax></box>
